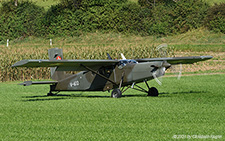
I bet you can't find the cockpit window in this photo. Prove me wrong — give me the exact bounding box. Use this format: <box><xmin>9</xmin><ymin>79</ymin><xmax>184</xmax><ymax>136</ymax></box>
<box><xmin>118</xmin><ymin>59</ymin><xmax>137</xmax><ymax>69</ymax></box>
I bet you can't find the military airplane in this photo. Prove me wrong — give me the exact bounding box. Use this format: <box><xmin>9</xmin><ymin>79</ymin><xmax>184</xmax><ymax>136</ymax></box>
<box><xmin>12</xmin><ymin>48</ymin><xmax>212</xmax><ymax>98</ymax></box>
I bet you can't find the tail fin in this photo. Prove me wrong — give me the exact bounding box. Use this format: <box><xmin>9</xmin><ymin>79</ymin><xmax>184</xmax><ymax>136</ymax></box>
<box><xmin>48</xmin><ymin>48</ymin><xmax>66</xmax><ymax>80</ymax></box>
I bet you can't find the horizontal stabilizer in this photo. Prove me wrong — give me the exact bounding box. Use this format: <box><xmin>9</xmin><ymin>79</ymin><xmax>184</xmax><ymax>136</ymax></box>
<box><xmin>19</xmin><ymin>81</ymin><xmax>58</xmax><ymax>86</ymax></box>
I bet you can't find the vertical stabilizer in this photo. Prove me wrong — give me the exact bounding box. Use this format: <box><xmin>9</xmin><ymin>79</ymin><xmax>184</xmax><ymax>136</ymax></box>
<box><xmin>48</xmin><ymin>48</ymin><xmax>66</xmax><ymax>80</ymax></box>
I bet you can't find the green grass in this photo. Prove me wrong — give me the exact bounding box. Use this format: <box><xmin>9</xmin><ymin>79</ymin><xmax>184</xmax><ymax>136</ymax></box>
<box><xmin>2</xmin><ymin>28</ymin><xmax>225</xmax><ymax>51</ymax></box>
<box><xmin>1</xmin><ymin>0</ymin><xmax>223</xmax><ymax>9</ymax></box>
<box><xmin>129</xmin><ymin>0</ymin><xmax>224</xmax><ymax>5</ymax></box>
<box><xmin>0</xmin><ymin>74</ymin><xmax>224</xmax><ymax>140</ymax></box>
<box><xmin>33</xmin><ymin>0</ymin><xmax>60</xmax><ymax>9</ymax></box>
<box><xmin>205</xmin><ymin>0</ymin><xmax>225</xmax><ymax>5</ymax></box>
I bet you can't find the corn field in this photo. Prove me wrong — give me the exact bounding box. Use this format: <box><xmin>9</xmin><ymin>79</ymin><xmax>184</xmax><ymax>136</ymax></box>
<box><xmin>0</xmin><ymin>44</ymin><xmax>175</xmax><ymax>82</ymax></box>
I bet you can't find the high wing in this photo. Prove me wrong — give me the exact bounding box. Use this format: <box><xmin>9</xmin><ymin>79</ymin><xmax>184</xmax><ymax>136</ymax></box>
<box><xmin>12</xmin><ymin>59</ymin><xmax>119</xmax><ymax>71</ymax></box>
<box><xmin>12</xmin><ymin>56</ymin><xmax>212</xmax><ymax>71</ymax></box>
<box><xmin>136</xmin><ymin>56</ymin><xmax>213</xmax><ymax>64</ymax></box>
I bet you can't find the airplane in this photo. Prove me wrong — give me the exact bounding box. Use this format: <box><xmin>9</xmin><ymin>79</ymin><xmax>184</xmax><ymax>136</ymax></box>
<box><xmin>12</xmin><ymin>48</ymin><xmax>212</xmax><ymax>98</ymax></box>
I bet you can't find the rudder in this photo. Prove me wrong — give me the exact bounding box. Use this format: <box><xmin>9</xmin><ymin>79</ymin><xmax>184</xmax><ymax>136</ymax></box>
<box><xmin>48</xmin><ymin>48</ymin><xmax>66</xmax><ymax>80</ymax></box>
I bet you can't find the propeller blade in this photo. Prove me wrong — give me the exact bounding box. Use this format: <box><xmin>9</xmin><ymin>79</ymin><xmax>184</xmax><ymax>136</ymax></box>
<box><xmin>177</xmin><ymin>63</ymin><xmax>182</xmax><ymax>80</ymax></box>
<box><xmin>170</xmin><ymin>63</ymin><xmax>183</xmax><ymax>80</ymax></box>
<box><xmin>121</xmin><ymin>53</ymin><xmax>126</xmax><ymax>60</ymax></box>
<box><xmin>107</xmin><ymin>53</ymin><xmax>112</xmax><ymax>60</ymax></box>
<box><xmin>156</xmin><ymin>43</ymin><xmax>168</xmax><ymax>58</ymax></box>
<box><xmin>152</xmin><ymin>71</ymin><xmax>162</xmax><ymax>86</ymax></box>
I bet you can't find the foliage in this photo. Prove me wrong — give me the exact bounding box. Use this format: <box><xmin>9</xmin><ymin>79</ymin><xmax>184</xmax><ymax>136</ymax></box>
<box><xmin>170</xmin><ymin>0</ymin><xmax>209</xmax><ymax>33</ymax></box>
<box><xmin>115</xmin><ymin>3</ymin><xmax>144</xmax><ymax>34</ymax></box>
<box><xmin>204</xmin><ymin>3</ymin><xmax>225</xmax><ymax>33</ymax></box>
<box><xmin>59</xmin><ymin>0</ymin><xmax>128</xmax><ymax>9</ymax></box>
<box><xmin>146</xmin><ymin>4</ymin><xmax>174</xmax><ymax>35</ymax></box>
<box><xmin>0</xmin><ymin>0</ymin><xmax>223</xmax><ymax>41</ymax></box>
<box><xmin>138</xmin><ymin>0</ymin><xmax>176</xmax><ymax>8</ymax></box>
<box><xmin>147</xmin><ymin>0</ymin><xmax>209</xmax><ymax>35</ymax></box>
<box><xmin>0</xmin><ymin>0</ymin><xmax>45</xmax><ymax>42</ymax></box>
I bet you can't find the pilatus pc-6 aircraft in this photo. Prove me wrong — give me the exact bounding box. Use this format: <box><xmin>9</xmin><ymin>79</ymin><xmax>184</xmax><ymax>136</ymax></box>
<box><xmin>12</xmin><ymin>48</ymin><xmax>212</xmax><ymax>98</ymax></box>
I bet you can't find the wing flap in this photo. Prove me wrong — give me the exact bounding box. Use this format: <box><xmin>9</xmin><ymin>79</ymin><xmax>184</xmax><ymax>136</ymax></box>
<box><xmin>136</xmin><ymin>56</ymin><xmax>213</xmax><ymax>64</ymax></box>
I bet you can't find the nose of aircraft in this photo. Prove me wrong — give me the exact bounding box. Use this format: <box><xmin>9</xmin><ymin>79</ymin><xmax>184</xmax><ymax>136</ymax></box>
<box><xmin>162</xmin><ymin>61</ymin><xmax>171</xmax><ymax>69</ymax></box>
<box><xmin>152</xmin><ymin>61</ymin><xmax>171</xmax><ymax>85</ymax></box>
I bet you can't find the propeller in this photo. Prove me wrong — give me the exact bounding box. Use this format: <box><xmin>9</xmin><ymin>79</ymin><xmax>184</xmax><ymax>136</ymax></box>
<box><xmin>177</xmin><ymin>63</ymin><xmax>182</xmax><ymax>80</ymax></box>
<box><xmin>156</xmin><ymin>43</ymin><xmax>168</xmax><ymax>58</ymax></box>
<box><xmin>152</xmin><ymin>71</ymin><xmax>162</xmax><ymax>85</ymax></box>
<box><xmin>121</xmin><ymin>53</ymin><xmax>126</xmax><ymax>60</ymax></box>
<box><xmin>153</xmin><ymin>44</ymin><xmax>183</xmax><ymax>85</ymax></box>
<box><xmin>152</xmin><ymin>44</ymin><xmax>170</xmax><ymax>85</ymax></box>
<box><xmin>107</xmin><ymin>53</ymin><xmax>112</xmax><ymax>60</ymax></box>
<box><xmin>152</xmin><ymin>61</ymin><xmax>171</xmax><ymax>86</ymax></box>
<box><xmin>170</xmin><ymin>63</ymin><xmax>183</xmax><ymax>80</ymax></box>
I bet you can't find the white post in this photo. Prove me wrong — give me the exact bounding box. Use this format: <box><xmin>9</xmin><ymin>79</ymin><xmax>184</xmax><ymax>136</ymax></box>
<box><xmin>50</xmin><ymin>39</ymin><xmax>52</xmax><ymax>46</ymax></box>
<box><xmin>7</xmin><ymin>39</ymin><xmax>9</xmax><ymax>47</ymax></box>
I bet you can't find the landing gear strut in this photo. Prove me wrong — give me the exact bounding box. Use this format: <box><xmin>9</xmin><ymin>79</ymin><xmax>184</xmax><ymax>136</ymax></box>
<box><xmin>112</xmin><ymin>80</ymin><xmax>159</xmax><ymax>98</ymax></box>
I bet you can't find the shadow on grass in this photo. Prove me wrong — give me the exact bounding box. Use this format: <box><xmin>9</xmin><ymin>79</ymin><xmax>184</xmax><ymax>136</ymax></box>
<box><xmin>159</xmin><ymin>90</ymin><xmax>207</xmax><ymax>97</ymax></box>
<box><xmin>22</xmin><ymin>93</ymin><xmax>110</xmax><ymax>102</ymax></box>
<box><xmin>21</xmin><ymin>90</ymin><xmax>207</xmax><ymax>102</ymax></box>
<box><xmin>22</xmin><ymin>93</ymin><xmax>147</xmax><ymax>102</ymax></box>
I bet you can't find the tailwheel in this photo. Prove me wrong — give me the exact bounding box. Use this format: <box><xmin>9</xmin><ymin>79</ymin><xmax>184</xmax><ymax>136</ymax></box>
<box><xmin>111</xmin><ymin>89</ymin><xmax>122</xmax><ymax>98</ymax></box>
<box><xmin>47</xmin><ymin>91</ymin><xmax>56</xmax><ymax>96</ymax></box>
<box><xmin>147</xmin><ymin>87</ymin><xmax>159</xmax><ymax>97</ymax></box>
<box><xmin>47</xmin><ymin>85</ymin><xmax>58</xmax><ymax>96</ymax></box>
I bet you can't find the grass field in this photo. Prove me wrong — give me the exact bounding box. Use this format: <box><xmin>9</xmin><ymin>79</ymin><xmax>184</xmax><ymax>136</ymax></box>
<box><xmin>1</xmin><ymin>0</ymin><xmax>223</xmax><ymax>9</ymax></box>
<box><xmin>0</xmin><ymin>0</ymin><xmax>224</xmax><ymax>140</ymax></box>
<box><xmin>33</xmin><ymin>0</ymin><xmax>225</xmax><ymax>8</ymax></box>
<box><xmin>0</xmin><ymin>74</ymin><xmax>224</xmax><ymax>140</ymax></box>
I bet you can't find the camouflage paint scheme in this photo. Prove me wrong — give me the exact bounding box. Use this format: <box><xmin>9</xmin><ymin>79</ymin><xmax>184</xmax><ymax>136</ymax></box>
<box><xmin>12</xmin><ymin>48</ymin><xmax>212</xmax><ymax>97</ymax></box>
<box><xmin>54</xmin><ymin>61</ymin><xmax>164</xmax><ymax>91</ymax></box>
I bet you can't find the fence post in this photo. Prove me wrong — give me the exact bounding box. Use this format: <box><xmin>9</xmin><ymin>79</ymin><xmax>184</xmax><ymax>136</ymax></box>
<box><xmin>7</xmin><ymin>39</ymin><xmax>9</xmax><ymax>47</ymax></box>
<box><xmin>50</xmin><ymin>39</ymin><xmax>52</xmax><ymax>46</ymax></box>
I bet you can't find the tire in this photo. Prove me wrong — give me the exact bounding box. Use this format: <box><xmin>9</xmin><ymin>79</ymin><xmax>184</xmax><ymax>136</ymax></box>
<box><xmin>147</xmin><ymin>87</ymin><xmax>159</xmax><ymax>97</ymax></box>
<box><xmin>111</xmin><ymin>89</ymin><xmax>122</xmax><ymax>98</ymax></box>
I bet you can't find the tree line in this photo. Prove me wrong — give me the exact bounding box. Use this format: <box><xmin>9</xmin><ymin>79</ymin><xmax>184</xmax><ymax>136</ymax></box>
<box><xmin>0</xmin><ymin>0</ymin><xmax>224</xmax><ymax>42</ymax></box>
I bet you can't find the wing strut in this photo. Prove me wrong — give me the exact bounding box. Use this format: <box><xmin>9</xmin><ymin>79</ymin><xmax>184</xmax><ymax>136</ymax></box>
<box><xmin>80</xmin><ymin>64</ymin><xmax>118</xmax><ymax>86</ymax></box>
<box><xmin>119</xmin><ymin>72</ymin><xmax>125</xmax><ymax>89</ymax></box>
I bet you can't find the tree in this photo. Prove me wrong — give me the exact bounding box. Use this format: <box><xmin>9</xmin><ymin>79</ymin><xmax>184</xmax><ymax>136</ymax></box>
<box><xmin>138</xmin><ymin>0</ymin><xmax>177</xmax><ymax>8</ymax></box>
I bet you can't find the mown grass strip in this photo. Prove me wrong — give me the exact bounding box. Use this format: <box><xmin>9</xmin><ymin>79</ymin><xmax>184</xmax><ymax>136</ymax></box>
<box><xmin>0</xmin><ymin>74</ymin><xmax>224</xmax><ymax>140</ymax></box>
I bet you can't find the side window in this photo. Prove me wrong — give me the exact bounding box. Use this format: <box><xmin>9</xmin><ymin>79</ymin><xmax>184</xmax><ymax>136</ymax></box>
<box><xmin>98</xmin><ymin>67</ymin><xmax>113</xmax><ymax>77</ymax></box>
<box><xmin>118</xmin><ymin>60</ymin><xmax>127</xmax><ymax>69</ymax></box>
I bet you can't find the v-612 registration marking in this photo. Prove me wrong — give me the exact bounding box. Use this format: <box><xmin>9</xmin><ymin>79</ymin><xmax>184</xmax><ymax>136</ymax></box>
<box><xmin>70</xmin><ymin>81</ymin><xmax>79</xmax><ymax>87</ymax></box>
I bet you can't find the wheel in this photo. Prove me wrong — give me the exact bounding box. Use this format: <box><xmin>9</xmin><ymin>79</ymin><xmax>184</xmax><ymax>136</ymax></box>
<box><xmin>111</xmin><ymin>89</ymin><xmax>122</xmax><ymax>98</ymax></box>
<box><xmin>47</xmin><ymin>92</ymin><xmax>56</xmax><ymax>96</ymax></box>
<box><xmin>147</xmin><ymin>87</ymin><xmax>159</xmax><ymax>97</ymax></box>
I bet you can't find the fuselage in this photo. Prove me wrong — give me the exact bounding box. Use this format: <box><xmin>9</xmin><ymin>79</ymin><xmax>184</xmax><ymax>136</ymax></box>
<box><xmin>54</xmin><ymin>60</ymin><xmax>165</xmax><ymax>91</ymax></box>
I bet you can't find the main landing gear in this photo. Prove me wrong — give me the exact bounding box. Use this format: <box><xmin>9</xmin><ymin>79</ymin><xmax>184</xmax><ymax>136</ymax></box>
<box><xmin>111</xmin><ymin>89</ymin><xmax>122</xmax><ymax>98</ymax></box>
<box><xmin>147</xmin><ymin>87</ymin><xmax>159</xmax><ymax>97</ymax></box>
<box><xmin>111</xmin><ymin>80</ymin><xmax>159</xmax><ymax>98</ymax></box>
